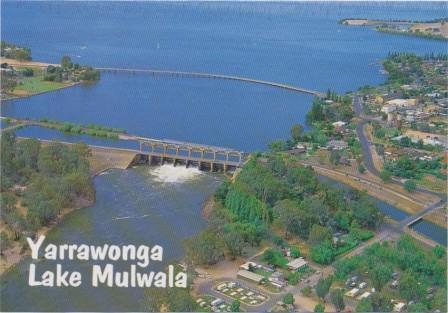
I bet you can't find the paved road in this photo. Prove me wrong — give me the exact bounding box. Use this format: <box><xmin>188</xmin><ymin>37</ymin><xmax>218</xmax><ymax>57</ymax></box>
<box><xmin>352</xmin><ymin>95</ymin><xmax>447</xmax><ymax>228</ymax></box>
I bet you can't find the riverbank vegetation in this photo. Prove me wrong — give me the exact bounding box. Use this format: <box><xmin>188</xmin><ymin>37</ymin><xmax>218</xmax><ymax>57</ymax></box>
<box><xmin>184</xmin><ymin>147</ymin><xmax>381</xmax><ymax>267</ymax></box>
<box><xmin>0</xmin><ymin>131</ymin><xmax>94</xmax><ymax>270</ymax></box>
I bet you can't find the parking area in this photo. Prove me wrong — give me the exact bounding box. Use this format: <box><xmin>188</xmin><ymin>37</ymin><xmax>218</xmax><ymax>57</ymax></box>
<box><xmin>195</xmin><ymin>295</ymin><xmax>235</xmax><ymax>312</ymax></box>
<box><xmin>214</xmin><ymin>281</ymin><xmax>269</xmax><ymax>306</ymax></box>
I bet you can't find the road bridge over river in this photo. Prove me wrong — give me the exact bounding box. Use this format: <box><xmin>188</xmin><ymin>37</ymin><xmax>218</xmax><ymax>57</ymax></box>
<box><xmin>96</xmin><ymin>67</ymin><xmax>324</xmax><ymax>96</ymax></box>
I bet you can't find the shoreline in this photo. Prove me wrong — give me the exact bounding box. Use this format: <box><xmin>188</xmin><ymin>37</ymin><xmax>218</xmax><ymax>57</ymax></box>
<box><xmin>0</xmin><ymin>145</ymin><xmax>136</xmax><ymax>276</ymax></box>
<box><xmin>0</xmin><ymin>57</ymin><xmax>82</xmax><ymax>101</ymax></box>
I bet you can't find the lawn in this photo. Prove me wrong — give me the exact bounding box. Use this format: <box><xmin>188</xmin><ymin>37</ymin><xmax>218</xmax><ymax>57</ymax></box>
<box><xmin>11</xmin><ymin>67</ymin><xmax>72</xmax><ymax>96</ymax></box>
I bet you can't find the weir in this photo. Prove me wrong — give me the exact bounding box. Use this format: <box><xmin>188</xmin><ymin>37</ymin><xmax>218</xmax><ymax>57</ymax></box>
<box><xmin>132</xmin><ymin>138</ymin><xmax>246</xmax><ymax>173</ymax></box>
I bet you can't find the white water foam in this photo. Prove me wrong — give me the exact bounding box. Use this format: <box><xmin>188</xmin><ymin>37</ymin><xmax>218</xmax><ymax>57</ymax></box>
<box><xmin>150</xmin><ymin>164</ymin><xmax>203</xmax><ymax>183</ymax></box>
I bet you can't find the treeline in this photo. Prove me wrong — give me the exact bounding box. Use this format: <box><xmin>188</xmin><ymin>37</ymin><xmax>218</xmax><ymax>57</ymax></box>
<box><xmin>0</xmin><ymin>41</ymin><xmax>32</xmax><ymax>61</ymax></box>
<box><xmin>383</xmin><ymin>52</ymin><xmax>424</xmax><ymax>85</ymax></box>
<box><xmin>0</xmin><ymin>132</ymin><xmax>94</xmax><ymax>252</ymax></box>
<box><xmin>184</xmin><ymin>152</ymin><xmax>382</xmax><ymax>266</ymax></box>
<box><xmin>38</xmin><ymin>118</ymin><xmax>126</xmax><ymax>139</ymax></box>
<box><xmin>44</xmin><ymin>56</ymin><xmax>100</xmax><ymax>83</ymax></box>
<box><xmin>334</xmin><ymin>235</ymin><xmax>447</xmax><ymax>313</ymax></box>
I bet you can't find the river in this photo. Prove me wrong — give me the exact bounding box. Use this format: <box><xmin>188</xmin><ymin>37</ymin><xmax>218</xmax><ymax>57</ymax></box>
<box><xmin>1</xmin><ymin>1</ymin><xmax>447</xmax><ymax>311</ymax></box>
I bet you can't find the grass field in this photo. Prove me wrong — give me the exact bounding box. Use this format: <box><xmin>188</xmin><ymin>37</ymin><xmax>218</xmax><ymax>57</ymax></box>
<box><xmin>7</xmin><ymin>67</ymin><xmax>73</xmax><ymax>97</ymax></box>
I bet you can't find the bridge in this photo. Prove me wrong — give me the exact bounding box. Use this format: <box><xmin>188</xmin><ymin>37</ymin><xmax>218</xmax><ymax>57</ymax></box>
<box><xmin>399</xmin><ymin>200</ymin><xmax>446</xmax><ymax>229</ymax></box>
<box><xmin>96</xmin><ymin>67</ymin><xmax>324</xmax><ymax>96</ymax></box>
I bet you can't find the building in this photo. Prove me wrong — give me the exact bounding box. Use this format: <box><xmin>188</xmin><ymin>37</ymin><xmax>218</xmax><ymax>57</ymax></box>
<box><xmin>239</xmin><ymin>262</ymin><xmax>257</xmax><ymax>271</ymax></box>
<box><xmin>393</xmin><ymin>302</ymin><xmax>406</xmax><ymax>312</ymax></box>
<box><xmin>237</xmin><ymin>270</ymin><xmax>265</xmax><ymax>284</ymax></box>
<box><xmin>381</xmin><ymin>104</ymin><xmax>397</xmax><ymax>114</ymax></box>
<box><xmin>287</xmin><ymin>257</ymin><xmax>308</xmax><ymax>271</ymax></box>
<box><xmin>345</xmin><ymin>288</ymin><xmax>360</xmax><ymax>297</ymax></box>
<box><xmin>327</xmin><ymin>140</ymin><xmax>348</xmax><ymax>150</ymax></box>
<box><xmin>386</xmin><ymin>98</ymin><xmax>417</xmax><ymax>108</ymax></box>
<box><xmin>268</xmin><ymin>272</ymin><xmax>287</xmax><ymax>288</ymax></box>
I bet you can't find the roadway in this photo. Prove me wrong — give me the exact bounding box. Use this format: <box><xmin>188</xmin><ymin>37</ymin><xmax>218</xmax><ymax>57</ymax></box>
<box><xmin>352</xmin><ymin>95</ymin><xmax>446</xmax><ymax>230</ymax></box>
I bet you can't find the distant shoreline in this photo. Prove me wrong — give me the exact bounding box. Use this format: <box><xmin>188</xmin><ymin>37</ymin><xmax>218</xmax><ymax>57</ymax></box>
<box><xmin>340</xmin><ymin>18</ymin><xmax>448</xmax><ymax>41</ymax></box>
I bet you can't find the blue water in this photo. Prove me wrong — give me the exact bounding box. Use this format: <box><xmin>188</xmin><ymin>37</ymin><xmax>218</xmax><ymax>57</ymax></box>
<box><xmin>1</xmin><ymin>1</ymin><xmax>447</xmax><ymax>151</ymax></box>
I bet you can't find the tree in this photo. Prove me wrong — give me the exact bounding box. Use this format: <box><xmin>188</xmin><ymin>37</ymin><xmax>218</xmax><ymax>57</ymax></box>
<box><xmin>330</xmin><ymin>289</ymin><xmax>345</xmax><ymax>311</ymax></box>
<box><xmin>283</xmin><ymin>293</ymin><xmax>294</xmax><ymax>305</ymax></box>
<box><xmin>274</xmin><ymin>199</ymin><xmax>304</xmax><ymax>239</ymax></box>
<box><xmin>311</xmin><ymin>241</ymin><xmax>335</xmax><ymax>265</ymax></box>
<box><xmin>290</xmin><ymin>124</ymin><xmax>303</xmax><ymax>143</ymax></box>
<box><xmin>329</xmin><ymin>150</ymin><xmax>341</xmax><ymax>165</ymax></box>
<box><xmin>268</xmin><ymin>140</ymin><xmax>287</xmax><ymax>152</ymax></box>
<box><xmin>371</xmin><ymin>292</ymin><xmax>392</xmax><ymax>312</ymax></box>
<box><xmin>223</xmin><ymin>231</ymin><xmax>245</xmax><ymax>259</ymax></box>
<box><xmin>356</xmin><ymin>298</ymin><xmax>373</xmax><ymax>312</ymax></box>
<box><xmin>404</xmin><ymin>179</ymin><xmax>417</xmax><ymax>193</ymax></box>
<box><xmin>61</xmin><ymin>55</ymin><xmax>72</xmax><ymax>69</ymax></box>
<box><xmin>308</xmin><ymin>224</ymin><xmax>332</xmax><ymax>246</ymax></box>
<box><xmin>301</xmin><ymin>286</ymin><xmax>312</xmax><ymax>297</ymax></box>
<box><xmin>432</xmin><ymin>245</ymin><xmax>446</xmax><ymax>258</ymax></box>
<box><xmin>290</xmin><ymin>246</ymin><xmax>301</xmax><ymax>258</ymax></box>
<box><xmin>314</xmin><ymin>303</ymin><xmax>325</xmax><ymax>313</ymax></box>
<box><xmin>380</xmin><ymin>169</ymin><xmax>392</xmax><ymax>183</ymax></box>
<box><xmin>230</xmin><ymin>300</ymin><xmax>240</xmax><ymax>312</ymax></box>
<box><xmin>407</xmin><ymin>302</ymin><xmax>428</xmax><ymax>313</ymax></box>
<box><xmin>315</xmin><ymin>277</ymin><xmax>332</xmax><ymax>300</ymax></box>
<box><xmin>357</xmin><ymin>164</ymin><xmax>366</xmax><ymax>174</ymax></box>
<box><xmin>370</xmin><ymin>264</ymin><xmax>392</xmax><ymax>291</ymax></box>
<box><xmin>399</xmin><ymin>272</ymin><xmax>426</xmax><ymax>301</ymax></box>
<box><xmin>184</xmin><ymin>230</ymin><xmax>224</xmax><ymax>265</ymax></box>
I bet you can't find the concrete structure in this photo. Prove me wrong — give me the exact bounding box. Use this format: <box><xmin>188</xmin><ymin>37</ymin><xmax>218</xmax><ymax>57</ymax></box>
<box><xmin>237</xmin><ymin>270</ymin><xmax>265</xmax><ymax>284</ymax></box>
<box><xmin>135</xmin><ymin>137</ymin><xmax>246</xmax><ymax>172</ymax></box>
<box><xmin>287</xmin><ymin>257</ymin><xmax>308</xmax><ymax>271</ymax></box>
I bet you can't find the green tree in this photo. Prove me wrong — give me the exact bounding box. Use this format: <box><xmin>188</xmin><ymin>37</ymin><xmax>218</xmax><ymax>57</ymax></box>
<box><xmin>371</xmin><ymin>292</ymin><xmax>392</xmax><ymax>312</ymax></box>
<box><xmin>315</xmin><ymin>277</ymin><xmax>332</xmax><ymax>300</ymax></box>
<box><xmin>370</xmin><ymin>264</ymin><xmax>392</xmax><ymax>291</ymax></box>
<box><xmin>314</xmin><ymin>303</ymin><xmax>325</xmax><ymax>313</ymax></box>
<box><xmin>283</xmin><ymin>293</ymin><xmax>294</xmax><ymax>305</ymax></box>
<box><xmin>404</xmin><ymin>179</ymin><xmax>417</xmax><ymax>193</ymax></box>
<box><xmin>290</xmin><ymin>246</ymin><xmax>301</xmax><ymax>258</ymax></box>
<box><xmin>290</xmin><ymin>124</ymin><xmax>304</xmax><ymax>143</ymax></box>
<box><xmin>61</xmin><ymin>56</ymin><xmax>72</xmax><ymax>69</ymax></box>
<box><xmin>308</xmin><ymin>224</ymin><xmax>332</xmax><ymax>246</ymax></box>
<box><xmin>356</xmin><ymin>298</ymin><xmax>373</xmax><ymax>312</ymax></box>
<box><xmin>357</xmin><ymin>164</ymin><xmax>366</xmax><ymax>174</ymax></box>
<box><xmin>407</xmin><ymin>302</ymin><xmax>428</xmax><ymax>313</ymax></box>
<box><xmin>330</xmin><ymin>289</ymin><xmax>345</xmax><ymax>311</ymax></box>
<box><xmin>230</xmin><ymin>300</ymin><xmax>240</xmax><ymax>312</ymax></box>
<box><xmin>311</xmin><ymin>241</ymin><xmax>335</xmax><ymax>265</ymax></box>
<box><xmin>380</xmin><ymin>169</ymin><xmax>392</xmax><ymax>183</ymax></box>
<box><xmin>184</xmin><ymin>230</ymin><xmax>224</xmax><ymax>265</ymax></box>
<box><xmin>432</xmin><ymin>245</ymin><xmax>446</xmax><ymax>258</ymax></box>
<box><xmin>399</xmin><ymin>272</ymin><xmax>426</xmax><ymax>301</ymax></box>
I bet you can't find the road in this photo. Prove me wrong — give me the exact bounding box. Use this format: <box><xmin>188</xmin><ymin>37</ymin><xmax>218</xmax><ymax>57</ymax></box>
<box><xmin>352</xmin><ymin>95</ymin><xmax>446</xmax><ymax>229</ymax></box>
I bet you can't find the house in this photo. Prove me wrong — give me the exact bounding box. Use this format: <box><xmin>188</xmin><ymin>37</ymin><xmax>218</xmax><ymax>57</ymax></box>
<box><xmin>332</xmin><ymin>121</ymin><xmax>347</xmax><ymax>133</ymax></box>
<box><xmin>268</xmin><ymin>271</ymin><xmax>287</xmax><ymax>288</ymax></box>
<box><xmin>345</xmin><ymin>288</ymin><xmax>360</xmax><ymax>297</ymax></box>
<box><xmin>287</xmin><ymin>257</ymin><xmax>308</xmax><ymax>271</ymax></box>
<box><xmin>327</xmin><ymin>140</ymin><xmax>348</xmax><ymax>150</ymax></box>
<box><xmin>393</xmin><ymin>302</ymin><xmax>406</xmax><ymax>312</ymax></box>
<box><xmin>237</xmin><ymin>270</ymin><xmax>265</xmax><ymax>284</ymax></box>
<box><xmin>381</xmin><ymin>104</ymin><xmax>397</xmax><ymax>114</ymax></box>
<box><xmin>356</xmin><ymin>292</ymin><xmax>371</xmax><ymax>300</ymax></box>
<box><xmin>386</xmin><ymin>98</ymin><xmax>417</xmax><ymax>108</ymax></box>
<box><xmin>239</xmin><ymin>261</ymin><xmax>257</xmax><ymax>271</ymax></box>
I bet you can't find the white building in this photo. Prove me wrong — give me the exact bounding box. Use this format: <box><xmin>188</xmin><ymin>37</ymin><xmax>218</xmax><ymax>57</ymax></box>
<box><xmin>287</xmin><ymin>257</ymin><xmax>308</xmax><ymax>271</ymax></box>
